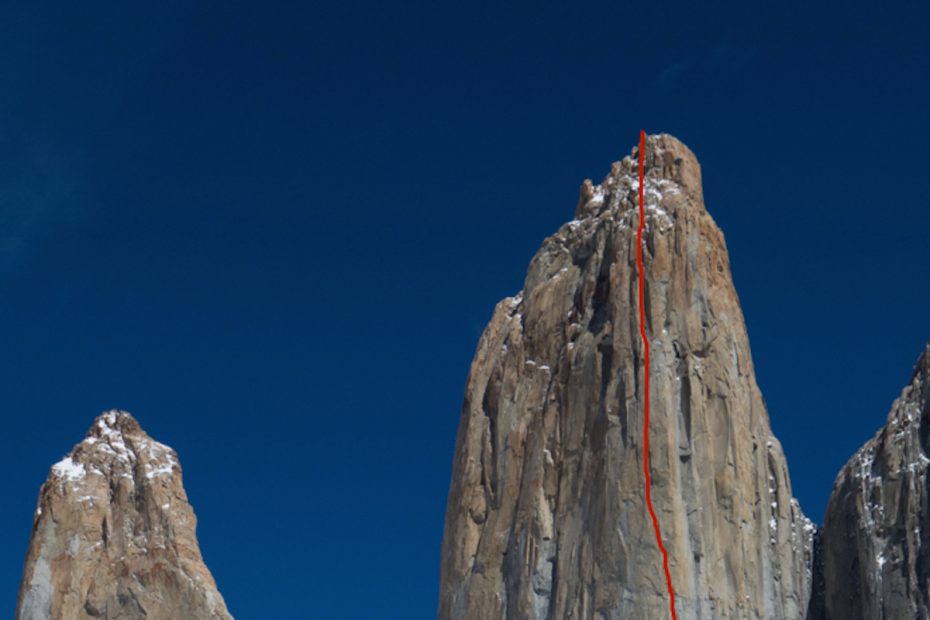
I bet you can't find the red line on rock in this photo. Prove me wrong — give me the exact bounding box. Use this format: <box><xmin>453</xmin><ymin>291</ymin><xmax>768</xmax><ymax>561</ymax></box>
<box><xmin>637</xmin><ymin>129</ymin><xmax>678</xmax><ymax>620</ymax></box>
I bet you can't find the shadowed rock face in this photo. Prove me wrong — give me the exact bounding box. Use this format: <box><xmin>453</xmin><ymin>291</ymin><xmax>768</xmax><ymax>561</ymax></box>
<box><xmin>820</xmin><ymin>343</ymin><xmax>930</xmax><ymax>620</ymax></box>
<box><xmin>438</xmin><ymin>135</ymin><xmax>814</xmax><ymax>619</ymax></box>
<box><xmin>16</xmin><ymin>410</ymin><xmax>233</xmax><ymax>620</ymax></box>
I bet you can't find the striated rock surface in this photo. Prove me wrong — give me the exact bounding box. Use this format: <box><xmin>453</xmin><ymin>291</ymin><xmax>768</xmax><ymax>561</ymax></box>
<box><xmin>16</xmin><ymin>410</ymin><xmax>233</xmax><ymax>620</ymax></box>
<box><xmin>820</xmin><ymin>343</ymin><xmax>930</xmax><ymax>619</ymax></box>
<box><xmin>439</xmin><ymin>134</ymin><xmax>814</xmax><ymax>619</ymax></box>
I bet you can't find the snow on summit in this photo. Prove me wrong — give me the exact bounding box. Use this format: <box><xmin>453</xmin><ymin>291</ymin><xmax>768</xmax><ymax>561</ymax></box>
<box><xmin>50</xmin><ymin>409</ymin><xmax>180</xmax><ymax>489</ymax></box>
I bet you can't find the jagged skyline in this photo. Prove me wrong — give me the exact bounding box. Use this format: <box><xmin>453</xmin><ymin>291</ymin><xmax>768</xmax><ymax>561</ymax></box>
<box><xmin>3</xmin><ymin>2</ymin><xmax>930</xmax><ymax>618</ymax></box>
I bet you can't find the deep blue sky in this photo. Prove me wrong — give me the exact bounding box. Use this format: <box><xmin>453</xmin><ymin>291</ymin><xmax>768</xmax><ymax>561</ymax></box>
<box><xmin>2</xmin><ymin>2</ymin><xmax>929</xmax><ymax>618</ymax></box>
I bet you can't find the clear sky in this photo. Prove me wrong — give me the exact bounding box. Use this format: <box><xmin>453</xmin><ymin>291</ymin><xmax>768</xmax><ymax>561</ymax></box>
<box><xmin>3</xmin><ymin>2</ymin><xmax>929</xmax><ymax>618</ymax></box>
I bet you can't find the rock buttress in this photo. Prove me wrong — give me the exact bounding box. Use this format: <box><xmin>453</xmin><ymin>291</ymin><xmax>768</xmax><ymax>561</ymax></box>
<box><xmin>821</xmin><ymin>343</ymin><xmax>930</xmax><ymax>619</ymax></box>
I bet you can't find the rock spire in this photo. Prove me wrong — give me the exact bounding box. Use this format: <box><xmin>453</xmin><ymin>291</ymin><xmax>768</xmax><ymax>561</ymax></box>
<box><xmin>16</xmin><ymin>410</ymin><xmax>233</xmax><ymax>620</ymax></box>
<box><xmin>438</xmin><ymin>134</ymin><xmax>814</xmax><ymax>619</ymax></box>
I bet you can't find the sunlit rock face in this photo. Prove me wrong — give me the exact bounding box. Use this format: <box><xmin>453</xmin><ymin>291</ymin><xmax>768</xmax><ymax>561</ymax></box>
<box><xmin>16</xmin><ymin>410</ymin><xmax>233</xmax><ymax>620</ymax></box>
<box><xmin>438</xmin><ymin>135</ymin><xmax>814</xmax><ymax>619</ymax></box>
<box><xmin>820</xmin><ymin>343</ymin><xmax>930</xmax><ymax>620</ymax></box>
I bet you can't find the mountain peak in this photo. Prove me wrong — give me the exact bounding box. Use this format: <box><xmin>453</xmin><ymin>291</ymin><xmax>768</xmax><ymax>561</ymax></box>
<box><xmin>17</xmin><ymin>411</ymin><xmax>233</xmax><ymax>620</ymax></box>
<box><xmin>575</xmin><ymin>133</ymin><xmax>703</xmax><ymax>220</ymax></box>
<box><xmin>441</xmin><ymin>136</ymin><xmax>812</xmax><ymax>619</ymax></box>
<box><xmin>89</xmin><ymin>409</ymin><xmax>139</xmax><ymax>434</ymax></box>
<box><xmin>48</xmin><ymin>409</ymin><xmax>180</xmax><ymax>495</ymax></box>
<box><xmin>638</xmin><ymin>133</ymin><xmax>703</xmax><ymax>199</ymax></box>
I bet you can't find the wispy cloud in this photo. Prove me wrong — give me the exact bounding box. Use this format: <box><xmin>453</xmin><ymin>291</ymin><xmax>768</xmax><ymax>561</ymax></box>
<box><xmin>650</xmin><ymin>42</ymin><xmax>758</xmax><ymax>95</ymax></box>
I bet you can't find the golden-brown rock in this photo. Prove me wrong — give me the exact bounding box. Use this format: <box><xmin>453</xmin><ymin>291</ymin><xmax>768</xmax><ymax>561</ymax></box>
<box><xmin>16</xmin><ymin>410</ymin><xmax>233</xmax><ymax>620</ymax></box>
<box><xmin>439</xmin><ymin>135</ymin><xmax>814</xmax><ymax>619</ymax></box>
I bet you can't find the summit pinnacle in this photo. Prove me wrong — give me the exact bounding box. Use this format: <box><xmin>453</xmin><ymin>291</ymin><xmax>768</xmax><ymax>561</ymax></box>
<box><xmin>16</xmin><ymin>410</ymin><xmax>233</xmax><ymax>620</ymax></box>
<box><xmin>438</xmin><ymin>134</ymin><xmax>814</xmax><ymax>619</ymax></box>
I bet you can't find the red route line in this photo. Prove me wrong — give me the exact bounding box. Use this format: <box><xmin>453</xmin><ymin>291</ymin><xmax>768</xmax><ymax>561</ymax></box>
<box><xmin>637</xmin><ymin>129</ymin><xmax>678</xmax><ymax>620</ymax></box>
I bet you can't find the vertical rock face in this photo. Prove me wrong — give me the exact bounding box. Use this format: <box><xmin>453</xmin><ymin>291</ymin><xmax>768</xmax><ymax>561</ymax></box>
<box><xmin>438</xmin><ymin>135</ymin><xmax>814</xmax><ymax>619</ymax></box>
<box><xmin>16</xmin><ymin>410</ymin><xmax>233</xmax><ymax>620</ymax></box>
<box><xmin>821</xmin><ymin>343</ymin><xmax>930</xmax><ymax>619</ymax></box>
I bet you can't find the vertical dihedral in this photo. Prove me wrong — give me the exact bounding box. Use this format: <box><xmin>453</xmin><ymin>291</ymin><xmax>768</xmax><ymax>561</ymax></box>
<box><xmin>820</xmin><ymin>343</ymin><xmax>930</xmax><ymax>620</ymax></box>
<box><xmin>16</xmin><ymin>410</ymin><xmax>234</xmax><ymax>620</ymax></box>
<box><xmin>439</xmin><ymin>135</ymin><xmax>814</xmax><ymax>619</ymax></box>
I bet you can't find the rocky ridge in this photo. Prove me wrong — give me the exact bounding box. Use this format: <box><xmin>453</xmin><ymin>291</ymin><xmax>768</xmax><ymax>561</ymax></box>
<box><xmin>16</xmin><ymin>410</ymin><xmax>233</xmax><ymax>620</ymax></box>
<box><xmin>819</xmin><ymin>343</ymin><xmax>930</xmax><ymax>619</ymax></box>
